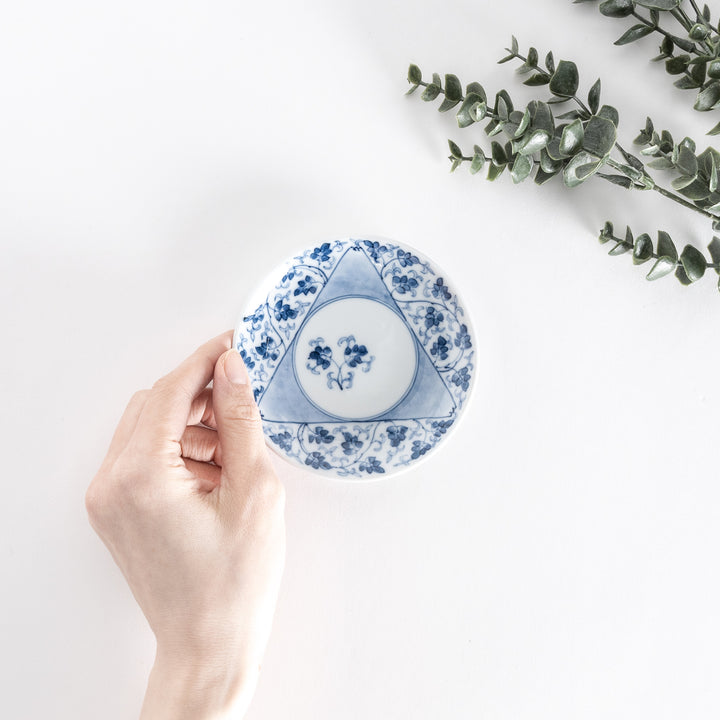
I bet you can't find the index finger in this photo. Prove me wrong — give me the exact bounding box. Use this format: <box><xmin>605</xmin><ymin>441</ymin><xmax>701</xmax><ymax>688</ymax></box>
<box><xmin>133</xmin><ymin>330</ymin><xmax>233</xmax><ymax>447</ymax></box>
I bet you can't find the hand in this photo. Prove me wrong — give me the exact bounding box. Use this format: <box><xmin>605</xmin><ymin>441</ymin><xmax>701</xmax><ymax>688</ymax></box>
<box><xmin>85</xmin><ymin>331</ymin><xmax>285</xmax><ymax>719</ymax></box>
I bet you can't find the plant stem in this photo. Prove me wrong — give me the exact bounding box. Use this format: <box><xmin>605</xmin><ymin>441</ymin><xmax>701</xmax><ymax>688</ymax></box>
<box><xmin>602</xmin><ymin>230</ymin><xmax>720</xmax><ymax>268</ymax></box>
<box><xmin>631</xmin><ymin>9</ymin><xmax>695</xmax><ymax>48</ymax></box>
<box><xmin>604</xmin><ymin>156</ymin><xmax>719</xmax><ymax>220</ymax></box>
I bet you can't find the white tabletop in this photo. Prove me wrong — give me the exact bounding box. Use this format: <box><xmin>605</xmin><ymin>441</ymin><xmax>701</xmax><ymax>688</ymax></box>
<box><xmin>3</xmin><ymin>1</ymin><xmax>720</xmax><ymax>717</ymax></box>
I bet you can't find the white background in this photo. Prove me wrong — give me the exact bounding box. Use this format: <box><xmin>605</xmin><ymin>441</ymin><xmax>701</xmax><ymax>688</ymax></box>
<box><xmin>3</xmin><ymin>1</ymin><xmax>720</xmax><ymax>717</ymax></box>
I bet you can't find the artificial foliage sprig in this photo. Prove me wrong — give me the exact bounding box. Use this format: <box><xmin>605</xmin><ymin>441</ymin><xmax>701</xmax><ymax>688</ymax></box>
<box><xmin>575</xmin><ymin>0</ymin><xmax>720</xmax><ymax>132</ymax></box>
<box><xmin>407</xmin><ymin>37</ymin><xmax>720</xmax><ymax>290</ymax></box>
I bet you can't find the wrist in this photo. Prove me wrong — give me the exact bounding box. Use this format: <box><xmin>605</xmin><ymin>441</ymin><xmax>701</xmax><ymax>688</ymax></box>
<box><xmin>140</xmin><ymin>646</ymin><xmax>257</xmax><ymax>720</ymax></box>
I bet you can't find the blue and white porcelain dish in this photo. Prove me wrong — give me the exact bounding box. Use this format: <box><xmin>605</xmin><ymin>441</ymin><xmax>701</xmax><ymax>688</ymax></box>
<box><xmin>233</xmin><ymin>237</ymin><xmax>475</xmax><ymax>479</ymax></box>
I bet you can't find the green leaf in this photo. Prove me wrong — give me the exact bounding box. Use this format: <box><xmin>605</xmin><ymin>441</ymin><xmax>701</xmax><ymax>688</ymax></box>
<box><xmin>491</xmin><ymin>141</ymin><xmax>507</xmax><ymax>166</ymax></box>
<box><xmin>708</xmin><ymin>59</ymin><xmax>720</xmax><ymax>79</ymax></box>
<box><xmin>438</xmin><ymin>97</ymin><xmax>461</xmax><ymax>112</ymax></box>
<box><xmin>675</xmin><ymin>264</ymin><xmax>693</xmax><ymax>285</ymax></box>
<box><xmin>449</xmin><ymin>158</ymin><xmax>462</xmax><ymax>173</ymax></box>
<box><xmin>524</xmin><ymin>73</ymin><xmax>550</xmax><ymax>86</ymax></box>
<box><xmin>549</xmin><ymin>60</ymin><xmax>579</xmax><ymax>97</ymax></box>
<box><xmin>529</xmin><ymin>101</ymin><xmax>554</xmax><ymax>134</ymax></box>
<box><xmin>598</xmin><ymin>173</ymin><xmax>634</xmax><ymax>188</ymax></box>
<box><xmin>582</xmin><ymin>115</ymin><xmax>618</xmax><ymax>157</ymax></box>
<box><xmin>646</xmin><ymin>256</ymin><xmax>677</xmax><ymax>280</ymax></box>
<box><xmin>560</xmin><ymin>119</ymin><xmax>584</xmax><ymax>155</ymax></box>
<box><xmin>691</xmin><ymin>60</ymin><xmax>708</xmax><ymax>86</ymax></box>
<box><xmin>615</xmin><ymin>24</ymin><xmax>654</xmax><ymax>46</ymax></box>
<box><xmin>671</xmin><ymin>174</ymin><xmax>698</xmax><ymax>190</ymax></box>
<box><xmin>680</xmin><ymin>245</ymin><xmax>707</xmax><ymax>281</ymax></box>
<box><xmin>445</xmin><ymin>74</ymin><xmax>463</xmax><ymax>102</ymax></box>
<box><xmin>597</xmin><ymin>105</ymin><xmax>619</xmax><ymax>128</ymax></box>
<box><xmin>496</xmin><ymin>90</ymin><xmax>513</xmax><ymax>121</ymax></box>
<box><xmin>677</xmin><ymin>178</ymin><xmax>712</xmax><ymax>200</ymax></box>
<box><xmin>432</xmin><ymin>73</ymin><xmax>442</xmax><ymax>88</ymax></box>
<box><xmin>665</xmin><ymin>55</ymin><xmax>691</xmax><ymax>75</ymax></box>
<box><xmin>635</xmin><ymin>0</ymin><xmax>681</xmax><ymax>8</ymax></box>
<box><xmin>657</xmin><ymin>230</ymin><xmax>678</xmax><ymax>261</ymax></box>
<box><xmin>707</xmin><ymin>236</ymin><xmax>720</xmax><ymax>271</ymax></box>
<box><xmin>609</xmin><ymin>241</ymin><xmax>632</xmax><ymax>255</ymax></box>
<box><xmin>689</xmin><ymin>23</ymin><xmax>710</xmax><ymax>41</ymax></box>
<box><xmin>676</xmin><ymin>145</ymin><xmax>698</xmax><ymax>176</ymax></box>
<box><xmin>527</xmin><ymin>47</ymin><xmax>539</xmax><ymax>67</ymax></box>
<box><xmin>647</xmin><ymin>156</ymin><xmax>676</xmax><ymax>170</ymax></box>
<box><xmin>633</xmin><ymin>233</ymin><xmax>654</xmax><ymax>264</ymax></box>
<box><xmin>588</xmin><ymin>78</ymin><xmax>601</xmax><ymax>115</ymax></box>
<box><xmin>694</xmin><ymin>81</ymin><xmax>720</xmax><ymax>111</ymax></box>
<box><xmin>470</xmin><ymin>148</ymin><xmax>486</xmax><ymax>174</ymax></box>
<box><xmin>545</xmin><ymin>52</ymin><xmax>555</xmax><ymax>74</ymax></box>
<box><xmin>456</xmin><ymin>93</ymin><xmax>486</xmax><ymax>128</ymax></box>
<box><xmin>618</xmin><ymin>145</ymin><xmax>645</xmax><ymax>172</ymax></box>
<box><xmin>515</xmin><ymin>108</ymin><xmax>531</xmax><ymax>137</ymax></box>
<box><xmin>486</xmin><ymin>162</ymin><xmax>505</xmax><ymax>181</ymax></box>
<box><xmin>421</xmin><ymin>83</ymin><xmax>441</xmax><ymax>101</ymax></box>
<box><xmin>674</xmin><ymin>76</ymin><xmax>700</xmax><ymax>90</ymax></box>
<box><xmin>540</xmin><ymin>148</ymin><xmax>563</xmax><ymax>172</ymax></box>
<box><xmin>517</xmin><ymin>129</ymin><xmax>551</xmax><ymax>155</ymax></box>
<box><xmin>534</xmin><ymin>167</ymin><xmax>559</xmax><ymax>185</ymax></box>
<box><xmin>563</xmin><ymin>150</ymin><xmax>603</xmax><ymax>187</ymax></box>
<box><xmin>448</xmin><ymin>140</ymin><xmax>463</xmax><ymax>160</ymax></box>
<box><xmin>511</xmin><ymin>36</ymin><xmax>519</xmax><ymax>55</ymax></box>
<box><xmin>511</xmin><ymin>153</ymin><xmax>534</xmax><ymax>183</ymax></box>
<box><xmin>466</xmin><ymin>82</ymin><xmax>487</xmax><ymax>102</ymax></box>
<box><xmin>408</xmin><ymin>64</ymin><xmax>422</xmax><ymax>85</ymax></box>
<box><xmin>599</xmin><ymin>0</ymin><xmax>635</xmax><ymax>17</ymax></box>
<box><xmin>704</xmin><ymin>3</ymin><xmax>712</xmax><ymax>21</ymax></box>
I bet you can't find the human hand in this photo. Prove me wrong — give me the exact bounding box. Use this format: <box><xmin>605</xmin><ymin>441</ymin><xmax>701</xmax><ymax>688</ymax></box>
<box><xmin>85</xmin><ymin>331</ymin><xmax>285</xmax><ymax>719</ymax></box>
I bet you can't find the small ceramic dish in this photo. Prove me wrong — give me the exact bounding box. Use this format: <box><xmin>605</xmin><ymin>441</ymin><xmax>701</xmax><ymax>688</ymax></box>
<box><xmin>233</xmin><ymin>237</ymin><xmax>475</xmax><ymax>479</ymax></box>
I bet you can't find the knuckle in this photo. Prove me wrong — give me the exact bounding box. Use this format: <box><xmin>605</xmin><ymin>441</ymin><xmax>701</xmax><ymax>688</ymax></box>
<box><xmin>254</xmin><ymin>466</ymin><xmax>285</xmax><ymax>511</ymax></box>
<box><xmin>129</xmin><ymin>389</ymin><xmax>150</xmax><ymax>407</ymax></box>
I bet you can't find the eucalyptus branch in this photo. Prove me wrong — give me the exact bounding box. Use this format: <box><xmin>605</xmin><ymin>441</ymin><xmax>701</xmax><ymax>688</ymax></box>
<box><xmin>406</xmin><ymin>37</ymin><xmax>720</xmax><ymax>290</ymax></box>
<box><xmin>576</xmin><ymin>0</ymin><xmax>720</xmax><ymax>132</ymax></box>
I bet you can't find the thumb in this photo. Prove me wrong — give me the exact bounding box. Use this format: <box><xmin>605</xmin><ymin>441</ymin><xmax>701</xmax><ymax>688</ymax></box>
<box><xmin>213</xmin><ymin>349</ymin><xmax>267</xmax><ymax>481</ymax></box>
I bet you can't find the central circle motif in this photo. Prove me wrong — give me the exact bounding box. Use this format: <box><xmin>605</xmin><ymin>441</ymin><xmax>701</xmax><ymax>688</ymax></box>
<box><xmin>293</xmin><ymin>297</ymin><xmax>418</xmax><ymax>420</ymax></box>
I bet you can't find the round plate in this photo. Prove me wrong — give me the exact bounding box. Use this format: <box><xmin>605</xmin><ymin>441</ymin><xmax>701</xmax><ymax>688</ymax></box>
<box><xmin>234</xmin><ymin>237</ymin><xmax>475</xmax><ymax>479</ymax></box>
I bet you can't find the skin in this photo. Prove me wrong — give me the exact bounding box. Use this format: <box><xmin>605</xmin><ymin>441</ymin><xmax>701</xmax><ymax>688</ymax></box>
<box><xmin>85</xmin><ymin>331</ymin><xmax>286</xmax><ymax>719</ymax></box>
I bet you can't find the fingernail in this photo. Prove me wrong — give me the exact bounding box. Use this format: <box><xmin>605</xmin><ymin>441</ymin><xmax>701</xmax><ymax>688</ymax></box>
<box><xmin>224</xmin><ymin>349</ymin><xmax>249</xmax><ymax>385</ymax></box>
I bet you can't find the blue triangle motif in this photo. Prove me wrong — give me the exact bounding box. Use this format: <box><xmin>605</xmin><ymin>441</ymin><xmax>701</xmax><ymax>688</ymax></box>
<box><xmin>258</xmin><ymin>247</ymin><xmax>456</xmax><ymax>423</ymax></box>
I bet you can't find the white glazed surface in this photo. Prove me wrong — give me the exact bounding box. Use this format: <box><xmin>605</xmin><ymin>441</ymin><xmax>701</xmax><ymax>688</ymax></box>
<box><xmin>4</xmin><ymin>1</ymin><xmax>720</xmax><ymax>719</ymax></box>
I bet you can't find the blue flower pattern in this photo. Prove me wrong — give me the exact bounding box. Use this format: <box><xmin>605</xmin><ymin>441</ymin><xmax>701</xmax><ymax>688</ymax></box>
<box><xmin>454</xmin><ymin>324</ymin><xmax>472</xmax><ymax>350</ymax></box>
<box><xmin>310</xmin><ymin>243</ymin><xmax>332</xmax><ymax>262</ymax></box>
<box><xmin>308</xmin><ymin>426</ymin><xmax>335</xmax><ymax>444</ymax></box>
<box><xmin>239</xmin><ymin>348</ymin><xmax>256</xmax><ymax>369</ymax></box>
<box><xmin>431</xmin><ymin>277</ymin><xmax>452</xmax><ymax>301</ymax></box>
<box><xmin>306</xmin><ymin>335</ymin><xmax>374</xmax><ymax>390</ymax></box>
<box><xmin>294</xmin><ymin>275</ymin><xmax>318</xmax><ymax>296</ymax></box>
<box><xmin>237</xmin><ymin>238</ymin><xmax>473</xmax><ymax>477</ymax></box>
<box><xmin>387</xmin><ymin>425</ymin><xmax>408</xmax><ymax>447</ymax></box>
<box><xmin>341</xmin><ymin>432</ymin><xmax>363</xmax><ymax>455</ymax></box>
<box><xmin>359</xmin><ymin>457</ymin><xmax>385</xmax><ymax>474</ymax></box>
<box><xmin>392</xmin><ymin>274</ymin><xmax>419</xmax><ymax>294</ymax></box>
<box><xmin>424</xmin><ymin>306</ymin><xmax>444</xmax><ymax>329</ymax></box>
<box><xmin>255</xmin><ymin>337</ymin><xmax>279</xmax><ymax>361</ymax></box>
<box><xmin>273</xmin><ymin>299</ymin><xmax>297</xmax><ymax>322</ymax></box>
<box><xmin>430</xmin><ymin>336</ymin><xmax>449</xmax><ymax>361</ymax></box>
<box><xmin>451</xmin><ymin>367</ymin><xmax>471</xmax><ymax>392</ymax></box>
<box><xmin>270</xmin><ymin>431</ymin><xmax>293</xmax><ymax>452</ymax></box>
